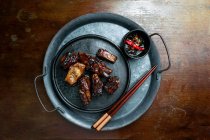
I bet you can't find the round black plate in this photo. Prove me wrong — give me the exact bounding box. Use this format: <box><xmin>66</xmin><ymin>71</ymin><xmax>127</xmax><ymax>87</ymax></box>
<box><xmin>52</xmin><ymin>34</ymin><xmax>130</xmax><ymax>112</ymax></box>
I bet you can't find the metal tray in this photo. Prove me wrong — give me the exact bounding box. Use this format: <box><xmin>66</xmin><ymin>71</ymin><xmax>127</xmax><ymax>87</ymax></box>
<box><xmin>34</xmin><ymin>13</ymin><xmax>170</xmax><ymax>130</ymax></box>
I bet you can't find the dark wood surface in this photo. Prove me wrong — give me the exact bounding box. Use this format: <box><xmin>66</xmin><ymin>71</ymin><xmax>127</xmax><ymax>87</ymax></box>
<box><xmin>0</xmin><ymin>0</ymin><xmax>210</xmax><ymax>139</ymax></box>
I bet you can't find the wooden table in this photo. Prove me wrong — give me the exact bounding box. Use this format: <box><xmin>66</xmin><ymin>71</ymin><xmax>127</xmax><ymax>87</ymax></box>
<box><xmin>0</xmin><ymin>0</ymin><xmax>210</xmax><ymax>139</ymax></box>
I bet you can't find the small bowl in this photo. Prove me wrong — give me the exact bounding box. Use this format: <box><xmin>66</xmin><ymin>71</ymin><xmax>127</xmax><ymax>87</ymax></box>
<box><xmin>122</xmin><ymin>29</ymin><xmax>151</xmax><ymax>59</ymax></box>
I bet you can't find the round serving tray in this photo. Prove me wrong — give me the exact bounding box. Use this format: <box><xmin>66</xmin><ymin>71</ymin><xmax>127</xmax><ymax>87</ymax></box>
<box><xmin>39</xmin><ymin>13</ymin><xmax>170</xmax><ymax>130</ymax></box>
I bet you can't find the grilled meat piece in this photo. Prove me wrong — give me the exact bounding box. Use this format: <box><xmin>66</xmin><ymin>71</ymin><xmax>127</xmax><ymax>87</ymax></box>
<box><xmin>79</xmin><ymin>52</ymin><xmax>112</xmax><ymax>77</ymax></box>
<box><xmin>79</xmin><ymin>75</ymin><xmax>91</xmax><ymax>105</ymax></box>
<box><xmin>89</xmin><ymin>57</ymin><xmax>112</xmax><ymax>77</ymax></box>
<box><xmin>97</xmin><ymin>49</ymin><xmax>117</xmax><ymax>63</ymax></box>
<box><xmin>65</xmin><ymin>62</ymin><xmax>86</xmax><ymax>85</ymax></box>
<box><xmin>78</xmin><ymin>52</ymin><xmax>91</xmax><ymax>69</ymax></box>
<box><xmin>104</xmin><ymin>76</ymin><xmax>120</xmax><ymax>94</ymax></box>
<box><xmin>60</xmin><ymin>52</ymin><xmax>78</xmax><ymax>69</ymax></box>
<box><xmin>92</xmin><ymin>74</ymin><xmax>103</xmax><ymax>96</ymax></box>
<box><xmin>98</xmin><ymin>61</ymin><xmax>112</xmax><ymax>77</ymax></box>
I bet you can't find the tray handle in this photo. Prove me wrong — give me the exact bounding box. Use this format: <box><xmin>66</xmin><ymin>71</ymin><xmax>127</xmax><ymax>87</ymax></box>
<box><xmin>149</xmin><ymin>33</ymin><xmax>171</xmax><ymax>77</ymax></box>
<box><xmin>34</xmin><ymin>67</ymin><xmax>65</xmax><ymax>113</ymax></box>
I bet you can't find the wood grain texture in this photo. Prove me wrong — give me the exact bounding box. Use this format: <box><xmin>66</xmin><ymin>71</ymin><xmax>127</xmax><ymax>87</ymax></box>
<box><xmin>0</xmin><ymin>0</ymin><xmax>210</xmax><ymax>139</ymax></box>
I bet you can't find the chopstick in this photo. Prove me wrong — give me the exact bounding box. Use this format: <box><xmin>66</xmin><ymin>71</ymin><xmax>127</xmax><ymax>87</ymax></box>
<box><xmin>92</xmin><ymin>65</ymin><xmax>158</xmax><ymax>131</ymax></box>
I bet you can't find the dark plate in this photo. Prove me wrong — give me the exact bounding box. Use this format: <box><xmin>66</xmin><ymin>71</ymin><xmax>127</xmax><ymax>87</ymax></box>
<box><xmin>43</xmin><ymin>13</ymin><xmax>162</xmax><ymax>130</ymax></box>
<box><xmin>52</xmin><ymin>34</ymin><xmax>130</xmax><ymax>112</ymax></box>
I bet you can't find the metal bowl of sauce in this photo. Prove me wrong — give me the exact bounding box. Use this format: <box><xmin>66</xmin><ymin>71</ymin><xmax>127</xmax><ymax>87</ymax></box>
<box><xmin>123</xmin><ymin>29</ymin><xmax>150</xmax><ymax>59</ymax></box>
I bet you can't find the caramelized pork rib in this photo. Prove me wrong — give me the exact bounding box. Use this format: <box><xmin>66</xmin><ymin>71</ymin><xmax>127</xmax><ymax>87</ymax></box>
<box><xmin>90</xmin><ymin>58</ymin><xmax>112</xmax><ymax>77</ymax></box>
<box><xmin>60</xmin><ymin>52</ymin><xmax>78</xmax><ymax>69</ymax></box>
<box><xmin>92</xmin><ymin>74</ymin><xmax>103</xmax><ymax>96</ymax></box>
<box><xmin>97</xmin><ymin>60</ymin><xmax>112</xmax><ymax>77</ymax></box>
<box><xmin>65</xmin><ymin>62</ymin><xmax>86</xmax><ymax>85</ymax></box>
<box><xmin>79</xmin><ymin>52</ymin><xmax>112</xmax><ymax>77</ymax></box>
<box><xmin>78</xmin><ymin>52</ymin><xmax>91</xmax><ymax>69</ymax></box>
<box><xmin>104</xmin><ymin>76</ymin><xmax>120</xmax><ymax>94</ymax></box>
<box><xmin>79</xmin><ymin>75</ymin><xmax>91</xmax><ymax>105</ymax></box>
<box><xmin>97</xmin><ymin>49</ymin><xmax>117</xmax><ymax>63</ymax></box>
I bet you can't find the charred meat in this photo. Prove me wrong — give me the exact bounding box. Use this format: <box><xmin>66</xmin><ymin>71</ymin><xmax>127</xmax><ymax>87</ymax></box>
<box><xmin>104</xmin><ymin>76</ymin><xmax>120</xmax><ymax>94</ymax></box>
<box><xmin>92</xmin><ymin>74</ymin><xmax>103</xmax><ymax>96</ymax></box>
<box><xmin>89</xmin><ymin>57</ymin><xmax>112</xmax><ymax>77</ymax></box>
<box><xmin>79</xmin><ymin>75</ymin><xmax>91</xmax><ymax>105</ymax></box>
<box><xmin>65</xmin><ymin>62</ymin><xmax>86</xmax><ymax>85</ymax></box>
<box><xmin>78</xmin><ymin>52</ymin><xmax>91</xmax><ymax>69</ymax></box>
<box><xmin>60</xmin><ymin>52</ymin><xmax>78</xmax><ymax>69</ymax></box>
<box><xmin>97</xmin><ymin>49</ymin><xmax>117</xmax><ymax>63</ymax></box>
<box><xmin>79</xmin><ymin>52</ymin><xmax>112</xmax><ymax>77</ymax></box>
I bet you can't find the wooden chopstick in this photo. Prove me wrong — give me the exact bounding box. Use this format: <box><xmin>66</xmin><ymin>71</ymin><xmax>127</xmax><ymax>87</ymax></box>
<box><xmin>92</xmin><ymin>65</ymin><xmax>158</xmax><ymax>131</ymax></box>
<box><xmin>95</xmin><ymin>65</ymin><xmax>157</xmax><ymax>131</ymax></box>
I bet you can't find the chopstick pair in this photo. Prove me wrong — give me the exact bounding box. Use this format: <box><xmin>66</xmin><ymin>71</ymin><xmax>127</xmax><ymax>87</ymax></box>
<box><xmin>92</xmin><ymin>65</ymin><xmax>158</xmax><ymax>131</ymax></box>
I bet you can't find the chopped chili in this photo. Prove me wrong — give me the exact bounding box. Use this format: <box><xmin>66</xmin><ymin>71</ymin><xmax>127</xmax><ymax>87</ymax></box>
<box><xmin>125</xmin><ymin>40</ymin><xmax>145</xmax><ymax>51</ymax></box>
